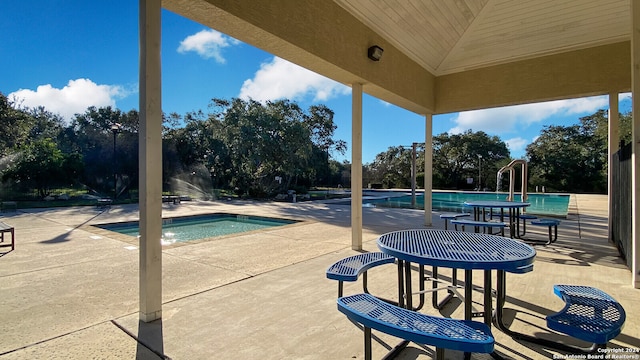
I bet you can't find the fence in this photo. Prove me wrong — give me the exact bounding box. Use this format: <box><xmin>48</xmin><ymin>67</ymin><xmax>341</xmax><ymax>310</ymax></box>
<box><xmin>611</xmin><ymin>141</ymin><xmax>632</xmax><ymax>268</ymax></box>
<box><xmin>0</xmin><ymin>183</ymin><xmax>127</xmax><ymax>208</ymax></box>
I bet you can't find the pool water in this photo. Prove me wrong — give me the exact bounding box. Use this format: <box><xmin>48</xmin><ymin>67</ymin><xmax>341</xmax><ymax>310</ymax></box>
<box><xmin>364</xmin><ymin>192</ymin><xmax>570</xmax><ymax>216</ymax></box>
<box><xmin>97</xmin><ymin>214</ymin><xmax>297</xmax><ymax>245</ymax></box>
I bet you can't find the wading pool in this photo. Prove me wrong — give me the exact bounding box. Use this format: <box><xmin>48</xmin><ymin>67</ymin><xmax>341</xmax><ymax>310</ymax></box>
<box><xmin>96</xmin><ymin>213</ymin><xmax>298</xmax><ymax>245</ymax></box>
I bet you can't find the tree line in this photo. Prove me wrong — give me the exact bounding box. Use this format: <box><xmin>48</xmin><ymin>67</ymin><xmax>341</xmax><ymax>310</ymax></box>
<box><xmin>1</xmin><ymin>91</ymin><xmax>629</xmax><ymax>202</ymax></box>
<box><xmin>364</xmin><ymin>109</ymin><xmax>631</xmax><ymax>194</ymax></box>
<box><xmin>0</xmin><ymin>94</ymin><xmax>349</xmax><ymax>200</ymax></box>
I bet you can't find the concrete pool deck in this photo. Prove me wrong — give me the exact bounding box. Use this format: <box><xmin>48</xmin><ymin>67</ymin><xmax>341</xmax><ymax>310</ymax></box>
<box><xmin>0</xmin><ymin>194</ymin><xmax>638</xmax><ymax>359</ymax></box>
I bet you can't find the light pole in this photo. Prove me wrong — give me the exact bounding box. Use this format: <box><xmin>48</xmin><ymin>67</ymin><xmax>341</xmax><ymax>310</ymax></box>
<box><xmin>477</xmin><ymin>154</ymin><xmax>482</xmax><ymax>191</ymax></box>
<box><xmin>411</xmin><ymin>142</ymin><xmax>417</xmax><ymax>207</ymax></box>
<box><xmin>111</xmin><ymin>123</ymin><xmax>121</xmax><ymax>201</ymax></box>
<box><xmin>402</xmin><ymin>143</ymin><xmax>419</xmax><ymax>207</ymax></box>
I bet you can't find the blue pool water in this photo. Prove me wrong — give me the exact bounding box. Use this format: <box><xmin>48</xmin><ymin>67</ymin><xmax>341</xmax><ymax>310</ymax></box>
<box><xmin>362</xmin><ymin>192</ymin><xmax>570</xmax><ymax>216</ymax></box>
<box><xmin>97</xmin><ymin>214</ymin><xmax>298</xmax><ymax>245</ymax></box>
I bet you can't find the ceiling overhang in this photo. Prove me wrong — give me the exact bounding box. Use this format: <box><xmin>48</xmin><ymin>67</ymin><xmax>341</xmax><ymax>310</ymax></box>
<box><xmin>163</xmin><ymin>0</ymin><xmax>631</xmax><ymax>115</ymax></box>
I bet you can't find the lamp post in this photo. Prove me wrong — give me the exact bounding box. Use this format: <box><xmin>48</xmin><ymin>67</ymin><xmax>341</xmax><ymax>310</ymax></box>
<box><xmin>110</xmin><ymin>123</ymin><xmax>121</xmax><ymax>201</ymax></box>
<box><xmin>411</xmin><ymin>142</ymin><xmax>417</xmax><ymax>207</ymax></box>
<box><xmin>401</xmin><ymin>143</ymin><xmax>419</xmax><ymax>207</ymax></box>
<box><xmin>477</xmin><ymin>154</ymin><xmax>482</xmax><ymax>191</ymax></box>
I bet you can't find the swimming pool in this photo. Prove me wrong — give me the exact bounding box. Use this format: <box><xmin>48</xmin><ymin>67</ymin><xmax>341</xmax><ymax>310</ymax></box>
<box><xmin>360</xmin><ymin>191</ymin><xmax>570</xmax><ymax>216</ymax></box>
<box><xmin>96</xmin><ymin>214</ymin><xmax>298</xmax><ymax>245</ymax></box>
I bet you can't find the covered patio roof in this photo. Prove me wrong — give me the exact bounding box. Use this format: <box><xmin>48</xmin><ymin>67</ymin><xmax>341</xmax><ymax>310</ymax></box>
<box><xmin>136</xmin><ymin>0</ymin><xmax>639</xmax><ymax>321</ymax></box>
<box><xmin>163</xmin><ymin>0</ymin><xmax>631</xmax><ymax>114</ymax></box>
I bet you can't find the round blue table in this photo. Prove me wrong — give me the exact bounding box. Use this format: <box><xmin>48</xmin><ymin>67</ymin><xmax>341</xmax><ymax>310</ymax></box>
<box><xmin>463</xmin><ymin>200</ymin><xmax>530</xmax><ymax>238</ymax></box>
<box><xmin>377</xmin><ymin>229</ymin><xmax>536</xmax><ymax>326</ymax></box>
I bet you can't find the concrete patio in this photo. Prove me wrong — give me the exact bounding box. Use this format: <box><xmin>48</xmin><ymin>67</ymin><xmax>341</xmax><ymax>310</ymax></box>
<box><xmin>0</xmin><ymin>194</ymin><xmax>638</xmax><ymax>359</ymax></box>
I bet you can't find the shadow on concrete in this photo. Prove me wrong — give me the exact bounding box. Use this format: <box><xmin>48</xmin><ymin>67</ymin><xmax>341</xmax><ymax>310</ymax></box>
<box><xmin>112</xmin><ymin>319</ymin><xmax>170</xmax><ymax>359</ymax></box>
<box><xmin>498</xmin><ymin>294</ymin><xmax>640</xmax><ymax>358</ymax></box>
<box><xmin>136</xmin><ymin>319</ymin><xmax>170</xmax><ymax>360</ymax></box>
<box><xmin>39</xmin><ymin>209</ymin><xmax>112</xmax><ymax>244</ymax></box>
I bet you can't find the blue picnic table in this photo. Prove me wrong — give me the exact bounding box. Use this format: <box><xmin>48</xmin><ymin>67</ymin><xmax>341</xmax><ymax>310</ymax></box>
<box><xmin>377</xmin><ymin>229</ymin><xmax>536</xmax><ymax>325</ymax></box>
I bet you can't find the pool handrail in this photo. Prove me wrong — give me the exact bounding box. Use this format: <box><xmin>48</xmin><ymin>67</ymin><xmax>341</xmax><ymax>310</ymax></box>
<box><xmin>497</xmin><ymin>159</ymin><xmax>528</xmax><ymax>202</ymax></box>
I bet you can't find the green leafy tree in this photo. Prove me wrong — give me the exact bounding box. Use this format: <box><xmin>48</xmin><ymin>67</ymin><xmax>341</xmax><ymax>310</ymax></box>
<box><xmin>304</xmin><ymin>105</ymin><xmax>347</xmax><ymax>186</ymax></box>
<box><xmin>67</xmin><ymin>106</ymin><xmax>139</xmax><ymax>196</ymax></box>
<box><xmin>367</xmin><ymin>146</ymin><xmax>415</xmax><ymax>189</ymax></box>
<box><xmin>2</xmin><ymin>92</ymin><xmax>346</xmax><ymax>200</ymax></box>
<box><xmin>0</xmin><ymin>93</ymin><xmax>32</xmax><ymax>157</ymax></box>
<box><xmin>2</xmin><ymin>138</ymin><xmax>66</xmax><ymax>197</ymax></box>
<box><xmin>526</xmin><ymin>109</ymin><xmax>631</xmax><ymax>193</ymax></box>
<box><xmin>432</xmin><ymin>130</ymin><xmax>510</xmax><ymax>190</ymax></box>
<box><xmin>209</xmin><ymin>98</ymin><xmax>312</xmax><ymax>196</ymax></box>
<box><xmin>163</xmin><ymin>110</ymin><xmax>230</xmax><ymax>195</ymax></box>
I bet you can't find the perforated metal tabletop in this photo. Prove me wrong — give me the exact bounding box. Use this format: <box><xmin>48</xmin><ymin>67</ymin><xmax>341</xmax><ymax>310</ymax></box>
<box><xmin>377</xmin><ymin>229</ymin><xmax>536</xmax><ymax>271</ymax></box>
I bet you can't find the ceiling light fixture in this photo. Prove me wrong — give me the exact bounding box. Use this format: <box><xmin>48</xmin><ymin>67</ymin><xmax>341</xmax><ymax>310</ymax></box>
<box><xmin>367</xmin><ymin>45</ymin><xmax>383</xmax><ymax>61</ymax></box>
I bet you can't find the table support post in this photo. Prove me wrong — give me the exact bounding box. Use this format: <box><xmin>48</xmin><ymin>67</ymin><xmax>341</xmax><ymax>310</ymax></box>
<box><xmin>364</xmin><ymin>326</ymin><xmax>372</xmax><ymax>360</ymax></box>
<box><xmin>417</xmin><ymin>265</ymin><xmax>426</xmax><ymax>311</ymax></box>
<box><xmin>404</xmin><ymin>261</ymin><xmax>413</xmax><ymax>309</ymax></box>
<box><xmin>431</xmin><ymin>266</ymin><xmax>457</xmax><ymax>310</ymax></box>
<box><xmin>465</xmin><ymin>269</ymin><xmax>473</xmax><ymax>320</ymax></box>
<box><xmin>431</xmin><ymin>266</ymin><xmax>439</xmax><ymax>308</ymax></box>
<box><xmin>397</xmin><ymin>260</ymin><xmax>405</xmax><ymax>308</ymax></box>
<box><xmin>484</xmin><ymin>270</ymin><xmax>492</xmax><ymax>325</ymax></box>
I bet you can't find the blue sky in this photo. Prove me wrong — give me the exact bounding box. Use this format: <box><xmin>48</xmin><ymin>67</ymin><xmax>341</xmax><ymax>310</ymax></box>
<box><xmin>1</xmin><ymin>1</ymin><xmax>631</xmax><ymax>163</ymax></box>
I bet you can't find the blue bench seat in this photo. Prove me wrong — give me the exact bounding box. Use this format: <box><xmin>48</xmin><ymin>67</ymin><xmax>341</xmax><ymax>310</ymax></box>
<box><xmin>439</xmin><ymin>213</ymin><xmax>470</xmax><ymax>230</ymax></box>
<box><xmin>531</xmin><ymin>218</ymin><xmax>561</xmax><ymax>244</ymax></box>
<box><xmin>547</xmin><ymin>285</ymin><xmax>625</xmax><ymax>347</ymax></box>
<box><xmin>326</xmin><ymin>252</ymin><xmax>395</xmax><ymax>297</ymax></box>
<box><xmin>516</xmin><ymin>213</ymin><xmax>538</xmax><ymax>237</ymax></box>
<box><xmin>451</xmin><ymin>219</ymin><xmax>507</xmax><ymax>236</ymax></box>
<box><xmin>337</xmin><ymin>293</ymin><xmax>494</xmax><ymax>360</ymax></box>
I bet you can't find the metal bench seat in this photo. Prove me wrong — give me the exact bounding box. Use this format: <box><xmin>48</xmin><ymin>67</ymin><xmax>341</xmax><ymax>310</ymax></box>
<box><xmin>530</xmin><ymin>218</ymin><xmax>561</xmax><ymax>244</ymax></box>
<box><xmin>326</xmin><ymin>252</ymin><xmax>395</xmax><ymax>297</ymax></box>
<box><xmin>0</xmin><ymin>221</ymin><xmax>15</xmax><ymax>251</ymax></box>
<box><xmin>96</xmin><ymin>198</ymin><xmax>112</xmax><ymax>208</ymax></box>
<box><xmin>451</xmin><ymin>219</ymin><xmax>508</xmax><ymax>236</ymax></box>
<box><xmin>516</xmin><ymin>213</ymin><xmax>538</xmax><ymax>237</ymax></box>
<box><xmin>337</xmin><ymin>293</ymin><xmax>494</xmax><ymax>360</ymax></box>
<box><xmin>547</xmin><ymin>285</ymin><xmax>626</xmax><ymax>347</ymax></box>
<box><xmin>439</xmin><ymin>213</ymin><xmax>470</xmax><ymax>230</ymax></box>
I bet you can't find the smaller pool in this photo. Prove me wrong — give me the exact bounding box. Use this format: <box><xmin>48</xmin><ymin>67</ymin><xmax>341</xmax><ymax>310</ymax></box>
<box><xmin>96</xmin><ymin>214</ymin><xmax>298</xmax><ymax>245</ymax></box>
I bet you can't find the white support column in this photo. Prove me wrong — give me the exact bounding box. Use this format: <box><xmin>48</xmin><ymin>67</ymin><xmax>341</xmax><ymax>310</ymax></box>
<box><xmin>631</xmin><ymin>0</ymin><xmax>640</xmax><ymax>288</ymax></box>
<box><xmin>139</xmin><ymin>0</ymin><xmax>163</xmax><ymax>321</ymax></box>
<box><xmin>351</xmin><ymin>83</ymin><xmax>363</xmax><ymax>250</ymax></box>
<box><xmin>608</xmin><ymin>93</ymin><xmax>619</xmax><ymax>242</ymax></box>
<box><xmin>424</xmin><ymin>114</ymin><xmax>433</xmax><ymax>226</ymax></box>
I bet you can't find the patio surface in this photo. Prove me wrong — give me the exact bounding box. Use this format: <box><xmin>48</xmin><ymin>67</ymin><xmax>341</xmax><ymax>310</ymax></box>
<box><xmin>0</xmin><ymin>194</ymin><xmax>638</xmax><ymax>359</ymax></box>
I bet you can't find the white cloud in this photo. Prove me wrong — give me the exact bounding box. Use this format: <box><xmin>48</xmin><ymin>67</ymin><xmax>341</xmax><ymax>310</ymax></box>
<box><xmin>239</xmin><ymin>57</ymin><xmax>350</xmax><ymax>102</ymax></box>
<box><xmin>504</xmin><ymin>137</ymin><xmax>529</xmax><ymax>155</ymax></box>
<box><xmin>619</xmin><ymin>92</ymin><xmax>631</xmax><ymax>101</ymax></box>
<box><xmin>448</xmin><ymin>96</ymin><xmax>609</xmax><ymax>135</ymax></box>
<box><xmin>8</xmin><ymin>78</ymin><xmax>130</xmax><ymax>122</ymax></box>
<box><xmin>177</xmin><ymin>29</ymin><xmax>240</xmax><ymax>63</ymax></box>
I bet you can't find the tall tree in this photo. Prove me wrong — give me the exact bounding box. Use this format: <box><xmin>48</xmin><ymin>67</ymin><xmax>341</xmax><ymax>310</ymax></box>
<box><xmin>1</xmin><ymin>138</ymin><xmax>68</xmax><ymax>198</ymax></box>
<box><xmin>210</xmin><ymin>98</ymin><xmax>314</xmax><ymax>196</ymax></box>
<box><xmin>0</xmin><ymin>93</ymin><xmax>59</xmax><ymax>157</ymax></box>
<box><xmin>304</xmin><ymin>105</ymin><xmax>347</xmax><ymax>187</ymax></box>
<box><xmin>367</xmin><ymin>146</ymin><xmax>415</xmax><ymax>189</ymax></box>
<box><xmin>526</xmin><ymin>109</ymin><xmax>631</xmax><ymax>193</ymax></box>
<box><xmin>432</xmin><ymin>130</ymin><xmax>510</xmax><ymax>190</ymax></box>
<box><xmin>67</xmin><ymin>106</ymin><xmax>139</xmax><ymax>195</ymax></box>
